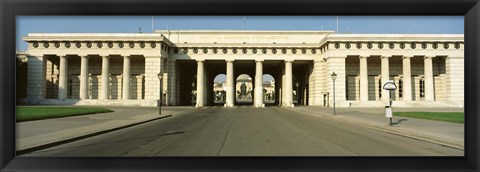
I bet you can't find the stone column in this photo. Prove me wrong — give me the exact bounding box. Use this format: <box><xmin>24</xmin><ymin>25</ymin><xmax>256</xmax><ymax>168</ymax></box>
<box><xmin>311</xmin><ymin>60</ymin><xmax>323</xmax><ymax>106</ymax></box>
<box><xmin>359</xmin><ymin>56</ymin><xmax>369</xmax><ymax>101</ymax></box>
<box><xmin>196</xmin><ymin>60</ymin><xmax>205</xmax><ymax>107</ymax></box>
<box><xmin>424</xmin><ymin>56</ymin><xmax>435</xmax><ymax>101</ymax></box>
<box><xmin>280</xmin><ymin>66</ymin><xmax>285</xmax><ymax>106</ymax></box>
<box><xmin>284</xmin><ymin>60</ymin><xmax>293</xmax><ymax>107</ymax></box>
<box><xmin>203</xmin><ymin>63</ymin><xmax>207</xmax><ymax>105</ymax></box>
<box><xmin>402</xmin><ymin>56</ymin><xmax>412</xmax><ymax>101</ymax></box>
<box><xmin>254</xmin><ymin>60</ymin><xmax>264</xmax><ymax>107</ymax></box>
<box><xmin>79</xmin><ymin>56</ymin><xmax>89</xmax><ymax>100</ymax></box>
<box><xmin>58</xmin><ymin>55</ymin><xmax>68</xmax><ymax>99</ymax></box>
<box><xmin>100</xmin><ymin>56</ymin><xmax>110</xmax><ymax>100</ymax></box>
<box><xmin>380</xmin><ymin>56</ymin><xmax>390</xmax><ymax>102</ymax></box>
<box><xmin>225</xmin><ymin>60</ymin><xmax>234</xmax><ymax>107</ymax></box>
<box><xmin>122</xmin><ymin>56</ymin><xmax>131</xmax><ymax>100</ymax></box>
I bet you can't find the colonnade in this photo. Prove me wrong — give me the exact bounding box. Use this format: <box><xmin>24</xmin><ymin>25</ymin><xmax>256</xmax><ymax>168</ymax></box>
<box><xmin>358</xmin><ymin>55</ymin><xmax>435</xmax><ymax>101</ymax></box>
<box><xmin>195</xmin><ymin>60</ymin><xmax>295</xmax><ymax>108</ymax></box>
<box><xmin>56</xmin><ymin>55</ymin><xmax>136</xmax><ymax>100</ymax></box>
<box><xmin>39</xmin><ymin>54</ymin><xmax>441</xmax><ymax>106</ymax></box>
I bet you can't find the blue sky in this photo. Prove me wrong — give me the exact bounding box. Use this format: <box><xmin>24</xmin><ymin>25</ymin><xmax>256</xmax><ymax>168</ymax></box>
<box><xmin>16</xmin><ymin>16</ymin><xmax>464</xmax><ymax>81</ymax></box>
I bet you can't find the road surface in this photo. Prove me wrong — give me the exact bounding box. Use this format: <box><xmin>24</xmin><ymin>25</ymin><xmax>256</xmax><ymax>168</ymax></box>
<box><xmin>24</xmin><ymin>106</ymin><xmax>463</xmax><ymax>156</ymax></box>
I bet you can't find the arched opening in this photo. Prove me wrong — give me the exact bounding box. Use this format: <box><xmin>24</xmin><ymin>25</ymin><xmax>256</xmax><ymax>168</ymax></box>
<box><xmin>213</xmin><ymin>74</ymin><xmax>226</xmax><ymax>106</ymax></box>
<box><xmin>177</xmin><ymin>60</ymin><xmax>197</xmax><ymax>106</ymax></box>
<box><xmin>293</xmin><ymin>75</ymin><xmax>300</xmax><ymax>106</ymax></box>
<box><xmin>263</xmin><ymin>74</ymin><xmax>275</xmax><ymax>106</ymax></box>
<box><xmin>190</xmin><ymin>76</ymin><xmax>197</xmax><ymax>107</ymax></box>
<box><xmin>236</xmin><ymin>74</ymin><xmax>253</xmax><ymax>105</ymax></box>
<box><xmin>291</xmin><ymin>60</ymin><xmax>313</xmax><ymax>106</ymax></box>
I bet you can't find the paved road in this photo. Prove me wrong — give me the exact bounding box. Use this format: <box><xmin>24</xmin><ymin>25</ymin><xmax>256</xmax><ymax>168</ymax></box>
<box><xmin>24</xmin><ymin>107</ymin><xmax>463</xmax><ymax>156</ymax></box>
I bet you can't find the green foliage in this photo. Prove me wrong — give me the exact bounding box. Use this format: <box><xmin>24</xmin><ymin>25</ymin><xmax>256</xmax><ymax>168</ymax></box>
<box><xmin>393</xmin><ymin>112</ymin><xmax>464</xmax><ymax>124</ymax></box>
<box><xmin>16</xmin><ymin>107</ymin><xmax>113</xmax><ymax>122</ymax></box>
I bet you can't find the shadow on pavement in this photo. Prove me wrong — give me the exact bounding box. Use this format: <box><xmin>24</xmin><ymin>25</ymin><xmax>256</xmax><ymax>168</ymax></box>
<box><xmin>26</xmin><ymin>131</ymin><xmax>187</xmax><ymax>155</ymax></box>
<box><xmin>392</xmin><ymin>119</ymin><xmax>408</xmax><ymax>125</ymax></box>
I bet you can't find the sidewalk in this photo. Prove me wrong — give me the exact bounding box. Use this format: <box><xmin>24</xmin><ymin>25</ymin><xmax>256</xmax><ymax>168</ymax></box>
<box><xmin>287</xmin><ymin>106</ymin><xmax>464</xmax><ymax>150</ymax></box>
<box><xmin>16</xmin><ymin>106</ymin><xmax>196</xmax><ymax>153</ymax></box>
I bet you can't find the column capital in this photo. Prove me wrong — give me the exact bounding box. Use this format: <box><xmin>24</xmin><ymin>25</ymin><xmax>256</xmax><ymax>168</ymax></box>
<box><xmin>255</xmin><ymin>59</ymin><xmax>264</xmax><ymax>62</ymax></box>
<box><xmin>226</xmin><ymin>59</ymin><xmax>234</xmax><ymax>62</ymax></box>
<box><xmin>285</xmin><ymin>59</ymin><xmax>294</xmax><ymax>63</ymax></box>
<box><xmin>380</xmin><ymin>56</ymin><xmax>391</xmax><ymax>59</ymax></box>
<box><xmin>424</xmin><ymin>55</ymin><xmax>434</xmax><ymax>59</ymax></box>
<box><xmin>402</xmin><ymin>55</ymin><xmax>413</xmax><ymax>59</ymax></box>
<box><xmin>196</xmin><ymin>59</ymin><xmax>205</xmax><ymax>62</ymax></box>
<box><xmin>359</xmin><ymin>56</ymin><xmax>369</xmax><ymax>59</ymax></box>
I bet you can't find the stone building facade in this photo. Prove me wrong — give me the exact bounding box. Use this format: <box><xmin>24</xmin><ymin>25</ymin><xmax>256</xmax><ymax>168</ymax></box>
<box><xmin>20</xmin><ymin>30</ymin><xmax>464</xmax><ymax>107</ymax></box>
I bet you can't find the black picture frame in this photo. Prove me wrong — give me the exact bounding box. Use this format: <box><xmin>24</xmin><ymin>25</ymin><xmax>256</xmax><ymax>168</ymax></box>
<box><xmin>1</xmin><ymin>0</ymin><xmax>478</xmax><ymax>171</ymax></box>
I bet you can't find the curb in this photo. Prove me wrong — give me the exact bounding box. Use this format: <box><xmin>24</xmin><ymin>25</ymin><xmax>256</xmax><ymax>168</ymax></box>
<box><xmin>283</xmin><ymin>107</ymin><xmax>464</xmax><ymax>150</ymax></box>
<box><xmin>331</xmin><ymin>116</ymin><xmax>464</xmax><ymax>150</ymax></box>
<box><xmin>17</xmin><ymin>114</ymin><xmax>172</xmax><ymax>155</ymax></box>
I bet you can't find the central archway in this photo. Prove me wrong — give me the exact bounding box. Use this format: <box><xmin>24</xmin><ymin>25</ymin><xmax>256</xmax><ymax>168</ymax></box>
<box><xmin>235</xmin><ymin>74</ymin><xmax>253</xmax><ymax>105</ymax></box>
<box><xmin>213</xmin><ymin>74</ymin><xmax>226</xmax><ymax>106</ymax></box>
<box><xmin>263</xmin><ymin>74</ymin><xmax>275</xmax><ymax>106</ymax></box>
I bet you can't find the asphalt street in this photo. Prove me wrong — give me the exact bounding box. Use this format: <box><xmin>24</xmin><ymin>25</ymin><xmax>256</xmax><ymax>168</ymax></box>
<box><xmin>24</xmin><ymin>106</ymin><xmax>463</xmax><ymax>156</ymax></box>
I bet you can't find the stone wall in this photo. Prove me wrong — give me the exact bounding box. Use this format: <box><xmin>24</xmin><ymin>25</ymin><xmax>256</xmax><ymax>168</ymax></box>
<box><xmin>143</xmin><ymin>56</ymin><xmax>162</xmax><ymax>106</ymax></box>
<box><xmin>327</xmin><ymin>57</ymin><xmax>347</xmax><ymax>106</ymax></box>
<box><xmin>445</xmin><ymin>57</ymin><xmax>464</xmax><ymax>106</ymax></box>
<box><xmin>26</xmin><ymin>55</ymin><xmax>46</xmax><ymax>100</ymax></box>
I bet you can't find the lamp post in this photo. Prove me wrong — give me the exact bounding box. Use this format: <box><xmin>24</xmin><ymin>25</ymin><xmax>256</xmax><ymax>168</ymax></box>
<box><xmin>192</xmin><ymin>82</ymin><xmax>195</xmax><ymax>107</ymax></box>
<box><xmin>331</xmin><ymin>72</ymin><xmax>337</xmax><ymax>115</ymax></box>
<box><xmin>157</xmin><ymin>73</ymin><xmax>163</xmax><ymax>115</ymax></box>
<box><xmin>295</xmin><ymin>81</ymin><xmax>299</xmax><ymax>108</ymax></box>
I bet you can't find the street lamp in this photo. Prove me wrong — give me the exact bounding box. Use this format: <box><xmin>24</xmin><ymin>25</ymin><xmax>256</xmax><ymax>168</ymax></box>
<box><xmin>295</xmin><ymin>81</ymin><xmax>299</xmax><ymax>108</ymax></box>
<box><xmin>192</xmin><ymin>82</ymin><xmax>195</xmax><ymax>107</ymax></box>
<box><xmin>331</xmin><ymin>72</ymin><xmax>337</xmax><ymax>115</ymax></box>
<box><xmin>157</xmin><ymin>73</ymin><xmax>163</xmax><ymax>115</ymax></box>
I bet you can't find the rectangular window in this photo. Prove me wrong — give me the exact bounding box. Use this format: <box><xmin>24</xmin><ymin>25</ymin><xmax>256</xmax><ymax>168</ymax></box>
<box><xmin>378</xmin><ymin>79</ymin><xmax>382</xmax><ymax>98</ymax></box>
<box><xmin>68</xmin><ymin>79</ymin><xmax>72</xmax><ymax>97</ymax></box>
<box><xmin>399</xmin><ymin>79</ymin><xmax>403</xmax><ymax>98</ymax></box>
<box><xmin>345</xmin><ymin>80</ymin><xmax>348</xmax><ymax>99</ymax></box>
<box><xmin>420</xmin><ymin>79</ymin><xmax>425</xmax><ymax>98</ymax></box>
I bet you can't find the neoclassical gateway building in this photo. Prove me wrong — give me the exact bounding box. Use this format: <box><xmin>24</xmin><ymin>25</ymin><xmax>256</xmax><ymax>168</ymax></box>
<box><xmin>18</xmin><ymin>30</ymin><xmax>464</xmax><ymax>107</ymax></box>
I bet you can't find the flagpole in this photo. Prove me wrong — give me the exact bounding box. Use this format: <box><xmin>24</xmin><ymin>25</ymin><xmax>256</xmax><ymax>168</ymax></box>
<box><xmin>336</xmin><ymin>16</ymin><xmax>339</xmax><ymax>33</ymax></box>
<box><xmin>243</xmin><ymin>16</ymin><xmax>246</xmax><ymax>30</ymax></box>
